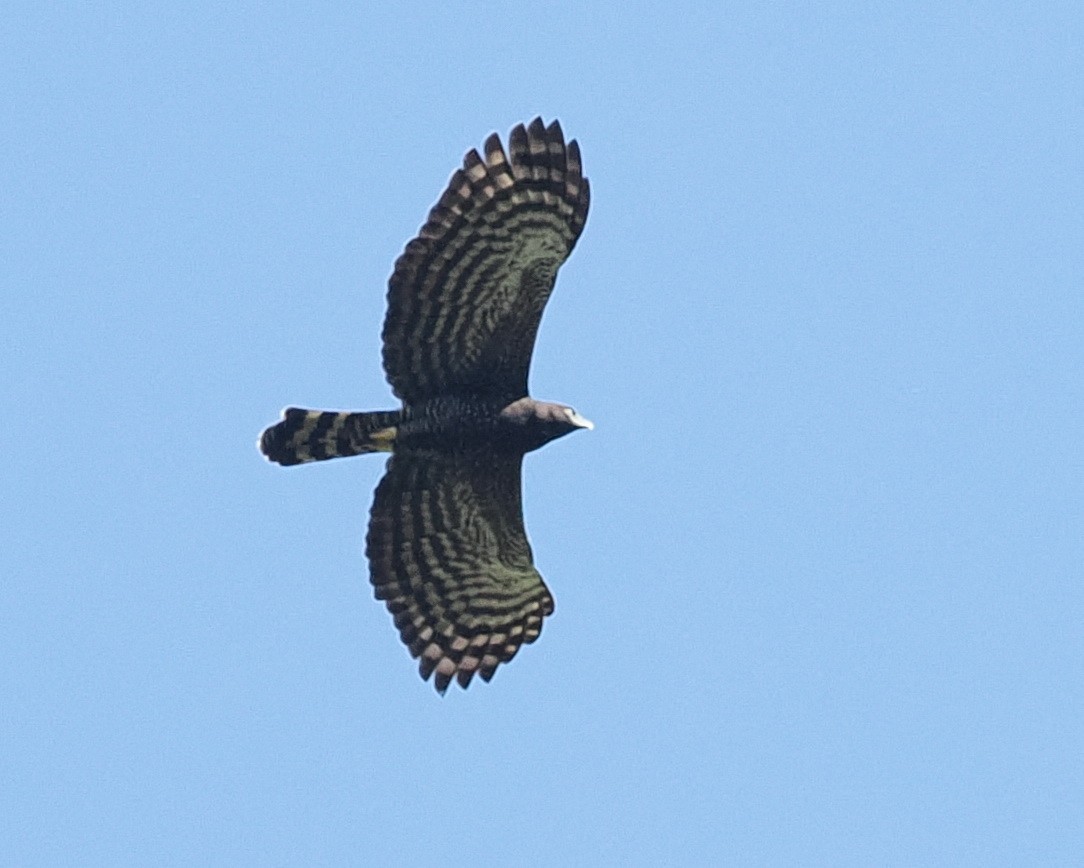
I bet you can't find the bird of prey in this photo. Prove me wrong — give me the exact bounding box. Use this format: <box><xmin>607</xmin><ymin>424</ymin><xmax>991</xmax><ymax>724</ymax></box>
<box><xmin>259</xmin><ymin>118</ymin><xmax>591</xmax><ymax>693</ymax></box>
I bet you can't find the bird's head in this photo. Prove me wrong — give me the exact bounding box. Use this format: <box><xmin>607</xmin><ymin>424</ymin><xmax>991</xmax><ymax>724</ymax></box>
<box><xmin>499</xmin><ymin>398</ymin><xmax>593</xmax><ymax>451</ymax></box>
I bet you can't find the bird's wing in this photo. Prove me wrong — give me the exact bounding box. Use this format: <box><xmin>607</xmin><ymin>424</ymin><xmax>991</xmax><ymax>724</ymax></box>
<box><xmin>382</xmin><ymin>118</ymin><xmax>590</xmax><ymax>404</ymax></box>
<box><xmin>365</xmin><ymin>447</ymin><xmax>555</xmax><ymax>693</ymax></box>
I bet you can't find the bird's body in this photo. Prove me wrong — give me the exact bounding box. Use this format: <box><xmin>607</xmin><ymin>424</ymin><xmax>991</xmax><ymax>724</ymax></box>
<box><xmin>259</xmin><ymin>118</ymin><xmax>590</xmax><ymax>693</ymax></box>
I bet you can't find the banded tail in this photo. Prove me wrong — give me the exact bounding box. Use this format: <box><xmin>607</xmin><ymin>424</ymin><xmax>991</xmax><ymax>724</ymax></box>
<box><xmin>259</xmin><ymin>408</ymin><xmax>401</xmax><ymax>466</ymax></box>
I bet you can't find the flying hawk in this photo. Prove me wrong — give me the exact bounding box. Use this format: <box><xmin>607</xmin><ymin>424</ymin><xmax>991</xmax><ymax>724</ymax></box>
<box><xmin>259</xmin><ymin>118</ymin><xmax>591</xmax><ymax>693</ymax></box>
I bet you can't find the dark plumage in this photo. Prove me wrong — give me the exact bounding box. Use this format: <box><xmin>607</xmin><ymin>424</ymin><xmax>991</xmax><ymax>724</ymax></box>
<box><xmin>259</xmin><ymin>118</ymin><xmax>591</xmax><ymax>693</ymax></box>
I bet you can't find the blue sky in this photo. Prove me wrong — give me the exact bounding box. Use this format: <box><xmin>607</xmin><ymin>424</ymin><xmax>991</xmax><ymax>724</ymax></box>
<box><xmin>3</xmin><ymin>3</ymin><xmax>1081</xmax><ymax>864</ymax></box>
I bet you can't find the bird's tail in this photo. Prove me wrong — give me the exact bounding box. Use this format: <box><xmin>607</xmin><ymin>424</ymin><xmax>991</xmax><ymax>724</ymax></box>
<box><xmin>259</xmin><ymin>407</ymin><xmax>401</xmax><ymax>466</ymax></box>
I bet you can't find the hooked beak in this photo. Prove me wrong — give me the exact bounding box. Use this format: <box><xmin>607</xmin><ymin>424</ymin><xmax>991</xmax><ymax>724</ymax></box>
<box><xmin>568</xmin><ymin>410</ymin><xmax>594</xmax><ymax>431</ymax></box>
